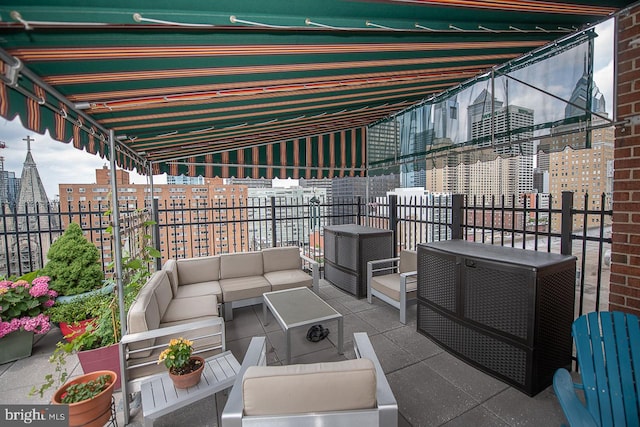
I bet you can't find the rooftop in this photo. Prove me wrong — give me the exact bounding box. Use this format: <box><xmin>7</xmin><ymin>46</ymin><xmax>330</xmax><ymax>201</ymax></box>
<box><xmin>0</xmin><ymin>278</ymin><xmax>567</xmax><ymax>426</ymax></box>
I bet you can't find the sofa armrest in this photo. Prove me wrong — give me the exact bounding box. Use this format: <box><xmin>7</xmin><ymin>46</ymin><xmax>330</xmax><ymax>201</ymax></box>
<box><xmin>121</xmin><ymin>317</ymin><xmax>224</xmax><ymax>346</ymax></box>
<box><xmin>300</xmin><ymin>253</ymin><xmax>320</xmax><ymax>294</ymax></box>
<box><xmin>353</xmin><ymin>332</ymin><xmax>398</xmax><ymax>427</ymax></box>
<box><xmin>222</xmin><ymin>336</ymin><xmax>267</xmax><ymax>427</ymax></box>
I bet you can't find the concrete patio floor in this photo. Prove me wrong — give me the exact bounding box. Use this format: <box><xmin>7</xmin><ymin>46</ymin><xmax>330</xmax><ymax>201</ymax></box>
<box><xmin>0</xmin><ymin>279</ymin><xmax>569</xmax><ymax>426</ymax></box>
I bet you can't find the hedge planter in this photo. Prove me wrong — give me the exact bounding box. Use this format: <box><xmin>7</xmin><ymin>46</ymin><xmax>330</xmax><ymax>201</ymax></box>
<box><xmin>0</xmin><ymin>330</ymin><xmax>34</xmax><ymax>364</ymax></box>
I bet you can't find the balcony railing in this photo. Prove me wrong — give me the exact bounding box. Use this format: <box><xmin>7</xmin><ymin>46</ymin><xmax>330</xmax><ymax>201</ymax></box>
<box><xmin>0</xmin><ymin>190</ymin><xmax>611</xmax><ymax>316</ymax></box>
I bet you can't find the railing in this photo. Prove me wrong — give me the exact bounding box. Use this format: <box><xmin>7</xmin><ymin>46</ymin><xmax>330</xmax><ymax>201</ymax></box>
<box><xmin>0</xmin><ymin>191</ymin><xmax>611</xmax><ymax>316</ymax></box>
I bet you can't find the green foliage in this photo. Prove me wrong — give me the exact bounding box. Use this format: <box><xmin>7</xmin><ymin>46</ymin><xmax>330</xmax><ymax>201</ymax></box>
<box><xmin>42</xmin><ymin>223</ymin><xmax>104</xmax><ymax>296</ymax></box>
<box><xmin>29</xmin><ymin>340</ymin><xmax>71</xmax><ymax>398</ymax></box>
<box><xmin>60</xmin><ymin>374</ymin><xmax>112</xmax><ymax>404</ymax></box>
<box><xmin>45</xmin><ymin>292</ymin><xmax>111</xmax><ymax>324</ymax></box>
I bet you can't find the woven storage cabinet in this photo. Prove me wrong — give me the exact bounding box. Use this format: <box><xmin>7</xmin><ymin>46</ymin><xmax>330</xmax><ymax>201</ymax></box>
<box><xmin>417</xmin><ymin>240</ymin><xmax>576</xmax><ymax>396</ymax></box>
<box><xmin>324</xmin><ymin>225</ymin><xmax>393</xmax><ymax>298</ymax></box>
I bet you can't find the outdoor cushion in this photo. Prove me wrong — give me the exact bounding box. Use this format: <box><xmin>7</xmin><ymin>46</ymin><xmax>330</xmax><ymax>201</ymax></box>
<box><xmin>220</xmin><ymin>252</ymin><xmax>264</xmax><ymax>279</ymax></box>
<box><xmin>263</xmin><ymin>270</ymin><xmax>313</xmax><ymax>291</ymax></box>
<box><xmin>371</xmin><ymin>274</ymin><xmax>417</xmax><ymax>302</ymax></box>
<box><xmin>262</xmin><ymin>247</ymin><xmax>302</xmax><ymax>273</ymax></box>
<box><xmin>161</xmin><ymin>294</ymin><xmax>218</xmax><ymax>323</ymax></box>
<box><xmin>173</xmin><ymin>280</ymin><xmax>222</xmax><ymax>299</ymax></box>
<box><xmin>242</xmin><ymin>358</ymin><xmax>376</xmax><ymax>416</ymax></box>
<box><xmin>127</xmin><ymin>272</ymin><xmax>163</xmax><ymax>358</ymax></box>
<box><xmin>177</xmin><ymin>256</ymin><xmax>221</xmax><ymax>286</ymax></box>
<box><xmin>219</xmin><ymin>276</ymin><xmax>271</xmax><ymax>302</ymax></box>
<box><xmin>399</xmin><ymin>249</ymin><xmax>417</xmax><ymax>273</ymax></box>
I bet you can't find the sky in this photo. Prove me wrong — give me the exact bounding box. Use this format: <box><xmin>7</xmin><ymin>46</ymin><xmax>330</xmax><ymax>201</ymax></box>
<box><xmin>0</xmin><ymin>19</ymin><xmax>615</xmax><ymax>200</ymax></box>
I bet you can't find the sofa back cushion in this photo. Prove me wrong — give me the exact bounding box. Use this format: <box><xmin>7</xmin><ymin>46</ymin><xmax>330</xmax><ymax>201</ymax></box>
<box><xmin>242</xmin><ymin>358</ymin><xmax>376</xmax><ymax>416</ymax></box>
<box><xmin>220</xmin><ymin>252</ymin><xmax>263</xmax><ymax>279</ymax></box>
<box><xmin>163</xmin><ymin>259</ymin><xmax>179</xmax><ymax>296</ymax></box>
<box><xmin>127</xmin><ymin>271</ymin><xmax>164</xmax><ymax>358</ymax></box>
<box><xmin>262</xmin><ymin>247</ymin><xmax>302</xmax><ymax>273</ymax></box>
<box><xmin>399</xmin><ymin>249</ymin><xmax>417</xmax><ymax>274</ymax></box>
<box><xmin>177</xmin><ymin>256</ymin><xmax>221</xmax><ymax>286</ymax></box>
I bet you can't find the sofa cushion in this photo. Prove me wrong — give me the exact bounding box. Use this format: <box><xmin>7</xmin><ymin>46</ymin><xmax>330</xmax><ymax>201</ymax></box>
<box><xmin>174</xmin><ymin>280</ymin><xmax>222</xmax><ymax>300</ymax></box>
<box><xmin>127</xmin><ymin>271</ymin><xmax>164</xmax><ymax>358</ymax></box>
<box><xmin>371</xmin><ymin>273</ymin><xmax>417</xmax><ymax>302</ymax></box>
<box><xmin>264</xmin><ymin>270</ymin><xmax>312</xmax><ymax>291</ymax></box>
<box><xmin>177</xmin><ymin>256</ymin><xmax>221</xmax><ymax>286</ymax></box>
<box><xmin>399</xmin><ymin>249</ymin><xmax>417</xmax><ymax>274</ymax></box>
<box><xmin>219</xmin><ymin>276</ymin><xmax>271</xmax><ymax>302</ymax></box>
<box><xmin>154</xmin><ymin>272</ymin><xmax>174</xmax><ymax>317</ymax></box>
<box><xmin>161</xmin><ymin>294</ymin><xmax>218</xmax><ymax>323</ymax></box>
<box><xmin>242</xmin><ymin>358</ymin><xmax>377</xmax><ymax>416</ymax></box>
<box><xmin>163</xmin><ymin>259</ymin><xmax>179</xmax><ymax>296</ymax></box>
<box><xmin>262</xmin><ymin>247</ymin><xmax>302</xmax><ymax>273</ymax></box>
<box><xmin>220</xmin><ymin>252</ymin><xmax>263</xmax><ymax>279</ymax></box>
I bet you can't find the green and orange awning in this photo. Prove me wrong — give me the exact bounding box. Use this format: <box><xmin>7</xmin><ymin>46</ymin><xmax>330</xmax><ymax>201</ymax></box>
<box><xmin>0</xmin><ymin>0</ymin><xmax>633</xmax><ymax>178</ymax></box>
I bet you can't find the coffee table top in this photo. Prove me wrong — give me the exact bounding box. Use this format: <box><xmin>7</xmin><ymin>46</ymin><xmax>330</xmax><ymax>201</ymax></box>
<box><xmin>263</xmin><ymin>287</ymin><xmax>341</xmax><ymax>328</ymax></box>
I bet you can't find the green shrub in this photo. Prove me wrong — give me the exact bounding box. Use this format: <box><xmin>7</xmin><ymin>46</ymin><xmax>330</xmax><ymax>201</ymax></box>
<box><xmin>42</xmin><ymin>223</ymin><xmax>104</xmax><ymax>296</ymax></box>
<box><xmin>45</xmin><ymin>293</ymin><xmax>111</xmax><ymax>324</ymax></box>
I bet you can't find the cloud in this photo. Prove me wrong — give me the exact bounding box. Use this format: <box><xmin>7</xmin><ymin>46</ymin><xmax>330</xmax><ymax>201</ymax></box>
<box><xmin>1</xmin><ymin>117</ymin><xmax>165</xmax><ymax>200</ymax></box>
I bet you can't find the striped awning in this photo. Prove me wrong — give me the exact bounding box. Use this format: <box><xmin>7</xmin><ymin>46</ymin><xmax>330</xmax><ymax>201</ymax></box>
<box><xmin>0</xmin><ymin>0</ymin><xmax>632</xmax><ymax>178</ymax></box>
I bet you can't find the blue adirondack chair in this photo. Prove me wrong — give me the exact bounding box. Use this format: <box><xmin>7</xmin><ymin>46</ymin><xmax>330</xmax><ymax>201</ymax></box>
<box><xmin>553</xmin><ymin>311</ymin><xmax>640</xmax><ymax>427</ymax></box>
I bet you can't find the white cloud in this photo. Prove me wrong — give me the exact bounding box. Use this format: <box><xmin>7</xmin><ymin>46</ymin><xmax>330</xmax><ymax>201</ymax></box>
<box><xmin>0</xmin><ymin>117</ymin><xmax>166</xmax><ymax>200</ymax></box>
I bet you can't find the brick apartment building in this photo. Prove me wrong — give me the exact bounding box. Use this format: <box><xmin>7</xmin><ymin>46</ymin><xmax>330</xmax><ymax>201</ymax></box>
<box><xmin>58</xmin><ymin>166</ymin><xmax>248</xmax><ymax>265</ymax></box>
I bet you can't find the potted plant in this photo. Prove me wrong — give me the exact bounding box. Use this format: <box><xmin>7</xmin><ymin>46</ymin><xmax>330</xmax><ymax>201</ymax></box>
<box><xmin>0</xmin><ymin>274</ymin><xmax>57</xmax><ymax>363</ymax></box>
<box><xmin>158</xmin><ymin>337</ymin><xmax>204</xmax><ymax>389</ymax></box>
<box><xmin>45</xmin><ymin>292</ymin><xmax>110</xmax><ymax>342</ymax></box>
<box><xmin>42</xmin><ymin>222</ymin><xmax>105</xmax><ymax>298</ymax></box>
<box><xmin>52</xmin><ymin>370</ymin><xmax>117</xmax><ymax>427</ymax></box>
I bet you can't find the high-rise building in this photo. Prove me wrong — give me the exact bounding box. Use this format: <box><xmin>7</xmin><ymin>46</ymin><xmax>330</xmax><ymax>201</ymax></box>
<box><xmin>59</xmin><ymin>167</ymin><xmax>249</xmax><ymax>265</ymax></box>
<box><xmin>167</xmin><ymin>174</ymin><xmax>205</xmax><ymax>185</ymax></box>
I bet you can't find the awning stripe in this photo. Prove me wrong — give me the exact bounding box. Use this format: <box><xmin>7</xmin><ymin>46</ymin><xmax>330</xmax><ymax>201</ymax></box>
<box><xmin>45</xmin><ymin>54</ymin><xmax>518</xmax><ymax>85</ymax></box>
<box><xmin>9</xmin><ymin>41</ymin><xmax>546</xmax><ymax>61</ymax></box>
<box><xmin>383</xmin><ymin>0</ymin><xmax>616</xmax><ymax>15</ymax></box>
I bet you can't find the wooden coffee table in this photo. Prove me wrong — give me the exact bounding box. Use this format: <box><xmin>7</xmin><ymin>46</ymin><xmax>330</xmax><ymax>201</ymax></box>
<box><xmin>263</xmin><ymin>286</ymin><xmax>344</xmax><ymax>364</ymax></box>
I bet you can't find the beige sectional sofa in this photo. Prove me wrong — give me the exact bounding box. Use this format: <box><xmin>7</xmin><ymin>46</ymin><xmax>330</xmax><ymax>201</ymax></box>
<box><xmin>162</xmin><ymin>246</ymin><xmax>319</xmax><ymax>320</ymax></box>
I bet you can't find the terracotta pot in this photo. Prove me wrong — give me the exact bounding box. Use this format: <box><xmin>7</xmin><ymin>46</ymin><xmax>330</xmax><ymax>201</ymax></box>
<box><xmin>52</xmin><ymin>370</ymin><xmax>117</xmax><ymax>427</ymax></box>
<box><xmin>169</xmin><ymin>356</ymin><xmax>205</xmax><ymax>389</ymax></box>
<box><xmin>59</xmin><ymin>318</ymin><xmax>96</xmax><ymax>342</ymax></box>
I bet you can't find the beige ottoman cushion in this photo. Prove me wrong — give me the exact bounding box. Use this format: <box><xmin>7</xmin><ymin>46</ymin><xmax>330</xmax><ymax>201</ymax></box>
<box><xmin>242</xmin><ymin>358</ymin><xmax>376</xmax><ymax>416</ymax></box>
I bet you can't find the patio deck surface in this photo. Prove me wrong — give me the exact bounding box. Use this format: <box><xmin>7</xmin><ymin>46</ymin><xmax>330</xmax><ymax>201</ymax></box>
<box><xmin>0</xmin><ymin>279</ymin><xmax>568</xmax><ymax>426</ymax></box>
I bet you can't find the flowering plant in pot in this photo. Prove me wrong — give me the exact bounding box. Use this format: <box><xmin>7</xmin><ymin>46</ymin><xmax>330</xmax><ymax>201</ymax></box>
<box><xmin>158</xmin><ymin>337</ymin><xmax>204</xmax><ymax>389</ymax></box>
<box><xmin>0</xmin><ymin>274</ymin><xmax>56</xmax><ymax>336</ymax></box>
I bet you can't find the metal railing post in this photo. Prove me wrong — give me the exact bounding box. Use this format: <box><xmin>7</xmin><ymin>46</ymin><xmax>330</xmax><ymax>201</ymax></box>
<box><xmin>451</xmin><ymin>194</ymin><xmax>464</xmax><ymax>240</ymax></box>
<box><xmin>270</xmin><ymin>196</ymin><xmax>277</xmax><ymax>248</ymax></box>
<box><xmin>560</xmin><ymin>191</ymin><xmax>574</xmax><ymax>256</ymax></box>
<box><xmin>389</xmin><ymin>194</ymin><xmax>398</xmax><ymax>257</ymax></box>
<box><xmin>153</xmin><ymin>197</ymin><xmax>162</xmax><ymax>271</ymax></box>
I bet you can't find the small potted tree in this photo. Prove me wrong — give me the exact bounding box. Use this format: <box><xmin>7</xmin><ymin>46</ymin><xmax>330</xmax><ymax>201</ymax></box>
<box><xmin>52</xmin><ymin>370</ymin><xmax>117</xmax><ymax>427</ymax></box>
<box><xmin>42</xmin><ymin>222</ymin><xmax>105</xmax><ymax>298</ymax></box>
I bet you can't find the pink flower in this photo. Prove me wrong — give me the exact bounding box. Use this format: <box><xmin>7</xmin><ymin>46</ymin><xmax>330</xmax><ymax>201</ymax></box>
<box><xmin>0</xmin><ymin>314</ymin><xmax>51</xmax><ymax>338</ymax></box>
<box><xmin>43</xmin><ymin>299</ymin><xmax>55</xmax><ymax>308</ymax></box>
<box><xmin>29</xmin><ymin>281</ymin><xmax>49</xmax><ymax>298</ymax></box>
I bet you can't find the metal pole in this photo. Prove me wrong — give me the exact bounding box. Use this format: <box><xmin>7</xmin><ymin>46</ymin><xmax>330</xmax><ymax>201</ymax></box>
<box><xmin>451</xmin><ymin>194</ymin><xmax>464</xmax><ymax>240</ymax></box>
<box><xmin>560</xmin><ymin>191</ymin><xmax>574</xmax><ymax>256</ymax></box>
<box><xmin>148</xmin><ymin>163</ymin><xmax>162</xmax><ymax>271</ymax></box>
<box><xmin>108</xmin><ymin>130</ymin><xmax>128</xmax><ymax>424</ymax></box>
